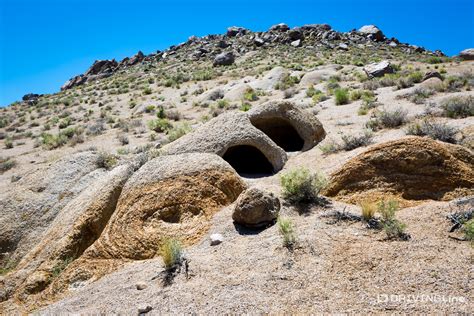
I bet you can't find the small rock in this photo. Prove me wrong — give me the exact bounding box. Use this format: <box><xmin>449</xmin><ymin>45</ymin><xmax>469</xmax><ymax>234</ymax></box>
<box><xmin>290</xmin><ymin>39</ymin><xmax>301</xmax><ymax>47</ymax></box>
<box><xmin>388</xmin><ymin>41</ymin><xmax>398</xmax><ymax>48</ymax></box>
<box><xmin>210</xmin><ymin>233</ymin><xmax>224</xmax><ymax>246</ymax></box>
<box><xmin>232</xmin><ymin>187</ymin><xmax>280</xmax><ymax>228</ymax></box>
<box><xmin>136</xmin><ymin>281</ymin><xmax>148</xmax><ymax>290</ymax></box>
<box><xmin>138</xmin><ymin>305</ymin><xmax>152</xmax><ymax>315</ymax></box>
<box><xmin>337</xmin><ymin>43</ymin><xmax>349</xmax><ymax>51</ymax></box>
<box><xmin>422</xmin><ymin>71</ymin><xmax>442</xmax><ymax>82</ymax></box>
<box><xmin>363</xmin><ymin>60</ymin><xmax>394</xmax><ymax>78</ymax></box>
<box><xmin>254</xmin><ymin>37</ymin><xmax>265</xmax><ymax>47</ymax></box>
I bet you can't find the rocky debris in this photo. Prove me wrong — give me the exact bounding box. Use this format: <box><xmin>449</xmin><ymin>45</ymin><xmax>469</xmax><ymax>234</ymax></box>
<box><xmin>324</xmin><ymin>137</ymin><xmax>474</xmax><ymax>204</ymax></box>
<box><xmin>138</xmin><ymin>305</ymin><xmax>153</xmax><ymax>315</ymax></box>
<box><xmin>227</xmin><ymin>26</ymin><xmax>247</xmax><ymax>37</ymax></box>
<box><xmin>288</xmin><ymin>28</ymin><xmax>303</xmax><ymax>41</ymax></box>
<box><xmin>269</xmin><ymin>23</ymin><xmax>289</xmax><ymax>32</ymax></box>
<box><xmin>363</xmin><ymin>60</ymin><xmax>394</xmax><ymax>78</ymax></box>
<box><xmin>422</xmin><ymin>71</ymin><xmax>443</xmax><ymax>82</ymax></box>
<box><xmin>388</xmin><ymin>41</ymin><xmax>398</xmax><ymax>48</ymax></box>
<box><xmin>459</xmin><ymin>48</ymin><xmax>474</xmax><ymax>60</ymax></box>
<box><xmin>232</xmin><ymin>187</ymin><xmax>280</xmax><ymax>228</ymax></box>
<box><xmin>213</xmin><ymin>51</ymin><xmax>235</xmax><ymax>66</ymax></box>
<box><xmin>209</xmin><ymin>233</ymin><xmax>224</xmax><ymax>246</ymax></box>
<box><xmin>358</xmin><ymin>25</ymin><xmax>385</xmax><ymax>41</ymax></box>
<box><xmin>337</xmin><ymin>43</ymin><xmax>349</xmax><ymax>51</ymax></box>
<box><xmin>127</xmin><ymin>51</ymin><xmax>145</xmax><ymax>66</ymax></box>
<box><xmin>163</xmin><ymin>100</ymin><xmax>325</xmax><ymax>174</ymax></box>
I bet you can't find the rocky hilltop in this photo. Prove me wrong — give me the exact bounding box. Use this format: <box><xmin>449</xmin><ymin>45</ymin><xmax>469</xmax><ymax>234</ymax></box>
<box><xmin>0</xmin><ymin>23</ymin><xmax>473</xmax><ymax>314</ymax></box>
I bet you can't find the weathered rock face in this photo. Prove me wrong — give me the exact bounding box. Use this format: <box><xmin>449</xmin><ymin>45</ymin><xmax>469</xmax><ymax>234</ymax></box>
<box><xmin>232</xmin><ymin>187</ymin><xmax>280</xmax><ymax>228</ymax></box>
<box><xmin>324</xmin><ymin>137</ymin><xmax>474</xmax><ymax>204</ymax></box>
<box><xmin>61</xmin><ymin>59</ymin><xmax>118</xmax><ymax>90</ymax></box>
<box><xmin>459</xmin><ymin>48</ymin><xmax>474</xmax><ymax>60</ymax></box>
<box><xmin>162</xmin><ymin>101</ymin><xmax>325</xmax><ymax>176</ymax></box>
<box><xmin>299</xmin><ymin>65</ymin><xmax>339</xmax><ymax>86</ymax></box>
<box><xmin>358</xmin><ymin>25</ymin><xmax>385</xmax><ymax>41</ymax></box>
<box><xmin>213</xmin><ymin>51</ymin><xmax>235</xmax><ymax>66</ymax></box>
<box><xmin>249</xmin><ymin>66</ymin><xmax>287</xmax><ymax>91</ymax></box>
<box><xmin>363</xmin><ymin>60</ymin><xmax>394</xmax><ymax>78</ymax></box>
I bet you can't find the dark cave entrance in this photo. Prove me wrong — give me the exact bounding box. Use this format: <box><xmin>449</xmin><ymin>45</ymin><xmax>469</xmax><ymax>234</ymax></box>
<box><xmin>250</xmin><ymin>117</ymin><xmax>304</xmax><ymax>152</ymax></box>
<box><xmin>222</xmin><ymin>145</ymin><xmax>274</xmax><ymax>177</ymax></box>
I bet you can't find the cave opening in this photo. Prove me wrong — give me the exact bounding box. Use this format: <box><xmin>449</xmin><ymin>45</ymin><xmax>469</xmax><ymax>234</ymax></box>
<box><xmin>250</xmin><ymin>117</ymin><xmax>304</xmax><ymax>151</ymax></box>
<box><xmin>222</xmin><ymin>145</ymin><xmax>274</xmax><ymax>178</ymax></box>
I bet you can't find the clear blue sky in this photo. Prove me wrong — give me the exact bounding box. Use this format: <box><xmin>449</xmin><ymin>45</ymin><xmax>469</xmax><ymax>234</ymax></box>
<box><xmin>1</xmin><ymin>0</ymin><xmax>473</xmax><ymax>106</ymax></box>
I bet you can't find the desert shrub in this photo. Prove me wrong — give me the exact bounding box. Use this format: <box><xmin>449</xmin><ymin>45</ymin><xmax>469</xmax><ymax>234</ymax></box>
<box><xmin>51</xmin><ymin>257</ymin><xmax>73</xmax><ymax>278</ymax></box>
<box><xmin>160</xmin><ymin>238</ymin><xmax>183</xmax><ymax>270</ymax></box>
<box><xmin>280</xmin><ymin>167</ymin><xmax>327</xmax><ymax>204</ymax></box>
<box><xmin>143</xmin><ymin>87</ymin><xmax>153</xmax><ymax>95</ymax></box>
<box><xmin>360</xmin><ymin>201</ymin><xmax>377</xmax><ymax>221</ymax></box>
<box><xmin>277</xmin><ymin>217</ymin><xmax>296</xmax><ymax>249</ymax></box>
<box><xmin>165</xmin><ymin>109</ymin><xmax>181</xmax><ymax>121</ymax></box>
<box><xmin>425</xmin><ymin>56</ymin><xmax>445</xmax><ymax>64</ymax></box>
<box><xmin>0</xmin><ymin>157</ymin><xmax>16</xmax><ymax>174</ymax></box>
<box><xmin>312</xmin><ymin>90</ymin><xmax>328</xmax><ymax>103</ymax></box>
<box><xmin>378</xmin><ymin>200</ymin><xmax>409</xmax><ymax>240</ymax></box>
<box><xmin>243</xmin><ymin>88</ymin><xmax>258</xmax><ymax>101</ymax></box>
<box><xmin>0</xmin><ymin>259</ymin><xmax>17</xmax><ymax>276</ymax></box>
<box><xmin>406</xmin><ymin>119</ymin><xmax>458</xmax><ymax>143</ymax></box>
<box><xmin>192</xmin><ymin>69</ymin><xmax>215</xmax><ymax>81</ymax></box>
<box><xmin>240</xmin><ymin>102</ymin><xmax>252</xmax><ymax>112</ymax></box>
<box><xmin>407</xmin><ymin>88</ymin><xmax>434</xmax><ymax>104</ymax></box>
<box><xmin>276</xmin><ymin>74</ymin><xmax>300</xmax><ymax>90</ymax></box>
<box><xmin>217</xmin><ymin>99</ymin><xmax>229</xmax><ymax>109</ymax></box>
<box><xmin>118</xmin><ymin>134</ymin><xmax>129</xmax><ymax>145</ymax></box>
<box><xmin>283</xmin><ymin>88</ymin><xmax>296</xmax><ymax>99</ymax></box>
<box><xmin>40</xmin><ymin>133</ymin><xmax>68</xmax><ymax>150</ymax></box>
<box><xmin>58</xmin><ymin>117</ymin><xmax>71</xmax><ymax>129</ymax></box>
<box><xmin>408</xmin><ymin>71</ymin><xmax>423</xmax><ymax>83</ymax></box>
<box><xmin>167</xmin><ymin>122</ymin><xmax>191</xmax><ymax>142</ymax></box>
<box><xmin>362</xmin><ymin>80</ymin><xmax>380</xmax><ymax>91</ymax></box>
<box><xmin>463</xmin><ymin>219</ymin><xmax>474</xmax><ymax>241</ymax></box>
<box><xmin>86</xmin><ymin>120</ymin><xmax>106</xmax><ymax>136</ymax></box>
<box><xmin>340</xmin><ymin>130</ymin><xmax>373</xmax><ymax>151</ymax></box>
<box><xmin>145</xmin><ymin>105</ymin><xmax>156</xmax><ymax>113</ymax></box>
<box><xmin>441</xmin><ymin>96</ymin><xmax>474</xmax><ymax>118</ymax></box>
<box><xmin>148</xmin><ymin>118</ymin><xmax>172</xmax><ymax>133</ymax></box>
<box><xmin>306</xmin><ymin>85</ymin><xmax>317</xmax><ymax>97</ymax></box>
<box><xmin>369</xmin><ymin>108</ymin><xmax>408</xmax><ymax>129</ymax></box>
<box><xmin>97</xmin><ymin>152</ymin><xmax>117</xmax><ymax>170</ymax></box>
<box><xmin>334</xmin><ymin>88</ymin><xmax>350</xmax><ymax>105</ymax></box>
<box><xmin>4</xmin><ymin>137</ymin><xmax>13</xmax><ymax>149</ymax></box>
<box><xmin>319</xmin><ymin>139</ymin><xmax>339</xmax><ymax>154</ymax></box>
<box><xmin>378</xmin><ymin>74</ymin><xmax>399</xmax><ymax>87</ymax></box>
<box><xmin>395</xmin><ymin>77</ymin><xmax>414</xmax><ymax>90</ymax></box>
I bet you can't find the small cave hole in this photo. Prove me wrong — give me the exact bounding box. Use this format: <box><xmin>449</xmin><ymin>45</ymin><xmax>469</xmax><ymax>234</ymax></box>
<box><xmin>222</xmin><ymin>145</ymin><xmax>274</xmax><ymax>178</ymax></box>
<box><xmin>250</xmin><ymin>117</ymin><xmax>304</xmax><ymax>152</ymax></box>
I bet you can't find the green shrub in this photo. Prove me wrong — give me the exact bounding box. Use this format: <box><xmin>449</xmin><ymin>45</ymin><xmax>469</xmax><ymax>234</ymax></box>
<box><xmin>463</xmin><ymin>219</ymin><xmax>474</xmax><ymax>241</ymax></box>
<box><xmin>217</xmin><ymin>99</ymin><xmax>229</xmax><ymax>109</ymax></box>
<box><xmin>369</xmin><ymin>108</ymin><xmax>408</xmax><ymax>129</ymax></box>
<box><xmin>334</xmin><ymin>88</ymin><xmax>350</xmax><ymax>105</ymax></box>
<box><xmin>277</xmin><ymin>217</ymin><xmax>296</xmax><ymax>249</ymax></box>
<box><xmin>167</xmin><ymin>122</ymin><xmax>191</xmax><ymax>142</ymax></box>
<box><xmin>0</xmin><ymin>157</ymin><xmax>16</xmax><ymax>174</ymax></box>
<box><xmin>441</xmin><ymin>96</ymin><xmax>474</xmax><ymax>118</ymax></box>
<box><xmin>408</xmin><ymin>71</ymin><xmax>423</xmax><ymax>83</ymax></box>
<box><xmin>160</xmin><ymin>238</ymin><xmax>183</xmax><ymax>270</ymax></box>
<box><xmin>58</xmin><ymin>117</ymin><xmax>71</xmax><ymax>129</ymax></box>
<box><xmin>148</xmin><ymin>118</ymin><xmax>172</xmax><ymax>133</ymax></box>
<box><xmin>243</xmin><ymin>88</ymin><xmax>258</xmax><ymax>101</ymax></box>
<box><xmin>145</xmin><ymin>105</ymin><xmax>156</xmax><ymax>113</ymax></box>
<box><xmin>240</xmin><ymin>102</ymin><xmax>252</xmax><ymax>112</ymax></box>
<box><xmin>4</xmin><ymin>137</ymin><xmax>13</xmax><ymax>149</ymax></box>
<box><xmin>143</xmin><ymin>87</ymin><xmax>153</xmax><ymax>95</ymax></box>
<box><xmin>40</xmin><ymin>133</ymin><xmax>68</xmax><ymax>150</ymax></box>
<box><xmin>306</xmin><ymin>85</ymin><xmax>317</xmax><ymax>98</ymax></box>
<box><xmin>280</xmin><ymin>167</ymin><xmax>327</xmax><ymax>204</ymax></box>
<box><xmin>378</xmin><ymin>200</ymin><xmax>409</xmax><ymax>240</ymax></box>
<box><xmin>407</xmin><ymin>88</ymin><xmax>434</xmax><ymax>104</ymax></box>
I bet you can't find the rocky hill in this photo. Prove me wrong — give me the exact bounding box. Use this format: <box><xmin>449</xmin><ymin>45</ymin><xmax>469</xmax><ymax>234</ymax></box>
<box><xmin>0</xmin><ymin>23</ymin><xmax>473</xmax><ymax>314</ymax></box>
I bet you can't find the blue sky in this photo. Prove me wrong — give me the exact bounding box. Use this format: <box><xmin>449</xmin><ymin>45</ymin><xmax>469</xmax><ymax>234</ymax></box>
<box><xmin>0</xmin><ymin>0</ymin><xmax>473</xmax><ymax>106</ymax></box>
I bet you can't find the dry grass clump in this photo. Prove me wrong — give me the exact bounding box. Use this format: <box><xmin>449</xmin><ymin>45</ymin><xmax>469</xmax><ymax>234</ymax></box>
<box><xmin>359</xmin><ymin>201</ymin><xmax>377</xmax><ymax>221</ymax></box>
<box><xmin>160</xmin><ymin>238</ymin><xmax>183</xmax><ymax>270</ymax></box>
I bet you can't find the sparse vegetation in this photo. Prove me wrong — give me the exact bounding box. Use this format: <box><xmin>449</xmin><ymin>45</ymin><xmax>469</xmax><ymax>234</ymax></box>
<box><xmin>340</xmin><ymin>130</ymin><xmax>373</xmax><ymax>151</ymax></box>
<box><xmin>378</xmin><ymin>200</ymin><xmax>410</xmax><ymax>241</ymax></box>
<box><xmin>367</xmin><ymin>107</ymin><xmax>408</xmax><ymax>129</ymax></box>
<box><xmin>97</xmin><ymin>152</ymin><xmax>118</xmax><ymax>170</ymax></box>
<box><xmin>167</xmin><ymin>122</ymin><xmax>191</xmax><ymax>142</ymax></box>
<box><xmin>406</xmin><ymin>119</ymin><xmax>458</xmax><ymax>143</ymax></box>
<box><xmin>440</xmin><ymin>96</ymin><xmax>474</xmax><ymax>118</ymax></box>
<box><xmin>360</xmin><ymin>201</ymin><xmax>377</xmax><ymax>221</ymax></box>
<box><xmin>277</xmin><ymin>217</ymin><xmax>296</xmax><ymax>249</ymax></box>
<box><xmin>148</xmin><ymin>118</ymin><xmax>172</xmax><ymax>133</ymax></box>
<box><xmin>334</xmin><ymin>88</ymin><xmax>349</xmax><ymax>105</ymax></box>
<box><xmin>280</xmin><ymin>167</ymin><xmax>327</xmax><ymax>204</ymax></box>
<box><xmin>160</xmin><ymin>238</ymin><xmax>183</xmax><ymax>270</ymax></box>
<box><xmin>0</xmin><ymin>157</ymin><xmax>16</xmax><ymax>174</ymax></box>
<box><xmin>463</xmin><ymin>219</ymin><xmax>474</xmax><ymax>242</ymax></box>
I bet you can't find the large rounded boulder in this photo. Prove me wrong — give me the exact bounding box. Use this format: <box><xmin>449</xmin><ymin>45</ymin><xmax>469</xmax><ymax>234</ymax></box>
<box><xmin>324</xmin><ymin>137</ymin><xmax>474</xmax><ymax>204</ymax></box>
<box><xmin>232</xmin><ymin>187</ymin><xmax>280</xmax><ymax>228</ymax></box>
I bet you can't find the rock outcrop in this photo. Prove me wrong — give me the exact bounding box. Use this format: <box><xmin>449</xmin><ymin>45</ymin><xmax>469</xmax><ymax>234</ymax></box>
<box><xmin>459</xmin><ymin>48</ymin><xmax>474</xmax><ymax>60</ymax></box>
<box><xmin>358</xmin><ymin>25</ymin><xmax>385</xmax><ymax>41</ymax></box>
<box><xmin>324</xmin><ymin>137</ymin><xmax>474</xmax><ymax>204</ymax></box>
<box><xmin>162</xmin><ymin>101</ymin><xmax>325</xmax><ymax>175</ymax></box>
<box><xmin>213</xmin><ymin>51</ymin><xmax>235</xmax><ymax>66</ymax></box>
<box><xmin>363</xmin><ymin>60</ymin><xmax>394</xmax><ymax>78</ymax></box>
